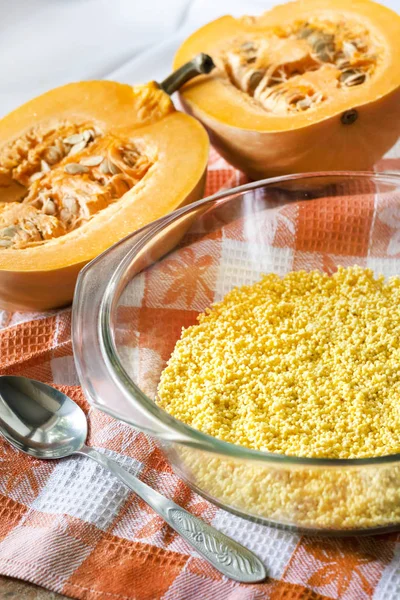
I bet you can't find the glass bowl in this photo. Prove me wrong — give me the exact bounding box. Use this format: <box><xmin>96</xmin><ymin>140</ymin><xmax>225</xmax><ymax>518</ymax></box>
<box><xmin>73</xmin><ymin>171</ymin><xmax>400</xmax><ymax>536</ymax></box>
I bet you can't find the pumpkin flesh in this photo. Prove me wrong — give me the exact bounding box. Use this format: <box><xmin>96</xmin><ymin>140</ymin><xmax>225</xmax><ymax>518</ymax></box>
<box><xmin>174</xmin><ymin>0</ymin><xmax>400</xmax><ymax>178</ymax></box>
<box><xmin>0</xmin><ymin>81</ymin><xmax>208</xmax><ymax>309</ymax></box>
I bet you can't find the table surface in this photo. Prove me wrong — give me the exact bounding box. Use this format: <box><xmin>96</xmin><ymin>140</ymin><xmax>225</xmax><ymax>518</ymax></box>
<box><xmin>0</xmin><ymin>576</ymin><xmax>68</xmax><ymax>599</ymax></box>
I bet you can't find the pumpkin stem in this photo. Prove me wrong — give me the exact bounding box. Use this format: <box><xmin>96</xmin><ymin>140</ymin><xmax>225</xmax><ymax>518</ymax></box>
<box><xmin>160</xmin><ymin>53</ymin><xmax>215</xmax><ymax>95</ymax></box>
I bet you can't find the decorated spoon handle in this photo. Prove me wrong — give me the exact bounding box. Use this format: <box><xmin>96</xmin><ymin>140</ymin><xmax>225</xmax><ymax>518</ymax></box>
<box><xmin>78</xmin><ymin>444</ymin><xmax>266</xmax><ymax>583</ymax></box>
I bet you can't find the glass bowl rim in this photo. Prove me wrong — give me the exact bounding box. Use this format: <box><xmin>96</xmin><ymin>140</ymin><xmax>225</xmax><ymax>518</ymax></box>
<box><xmin>98</xmin><ymin>170</ymin><xmax>400</xmax><ymax>467</ymax></box>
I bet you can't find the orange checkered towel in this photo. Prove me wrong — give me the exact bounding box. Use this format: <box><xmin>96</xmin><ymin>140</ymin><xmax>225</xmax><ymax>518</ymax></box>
<box><xmin>0</xmin><ymin>145</ymin><xmax>400</xmax><ymax>600</ymax></box>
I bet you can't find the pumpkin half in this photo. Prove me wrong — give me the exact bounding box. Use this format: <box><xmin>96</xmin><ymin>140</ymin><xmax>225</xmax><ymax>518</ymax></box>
<box><xmin>0</xmin><ymin>80</ymin><xmax>209</xmax><ymax>310</ymax></box>
<box><xmin>174</xmin><ymin>0</ymin><xmax>400</xmax><ymax>179</ymax></box>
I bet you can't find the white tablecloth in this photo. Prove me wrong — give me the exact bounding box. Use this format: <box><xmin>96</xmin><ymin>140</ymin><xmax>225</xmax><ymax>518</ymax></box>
<box><xmin>1</xmin><ymin>0</ymin><xmax>397</xmax><ymax>118</ymax></box>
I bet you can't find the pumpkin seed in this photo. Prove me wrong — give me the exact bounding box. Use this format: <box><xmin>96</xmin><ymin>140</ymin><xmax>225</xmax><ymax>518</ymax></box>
<box><xmin>43</xmin><ymin>199</ymin><xmax>56</xmax><ymax>216</ymax></box>
<box><xmin>340</xmin><ymin>69</ymin><xmax>366</xmax><ymax>86</ymax></box>
<box><xmin>83</xmin><ymin>129</ymin><xmax>94</xmax><ymax>142</ymax></box>
<box><xmin>289</xmin><ymin>92</ymin><xmax>307</xmax><ymax>106</ymax></box>
<box><xmin>41</xmin><ymin>159</ymin><xmax>51</xmax><ymax>172</ymax></box>
<box><xmin>44</xmin><ymin>146</ymin><xmax>62</xmax><ymax>165</ymax></box>
<box><xmin>123</xmin><ymin>153</ymin><xmax>137</xmax><ymax>167</ymax></box>
<box><xmin>59</xmin><ymin>141</ymin><xmax>70</xmax><ymax>155</ymax></box>
<box><xmin>306</xmin><ymin>30</ymin><xmax>335</xmax><ymax>62</ymax></box>
<box><xmin>314</xmin><ymin>40</ymin><xmax>335</xmax><ymax>62</ymax></box>
<box><xmin>343</xmin><ymin>41</ymin><xmax>357</xmax><ymax>58</ymax></box>
<box><xmin>63</xmin><ymin>197</ymin><xmax>79</xmax><ymax>214</ymax></box>
<box><xmin>99</xmin><ymin>158</ymin><xmax>112</xmax><ymax>175</ymax></box>
<box><xmin>298</xmin><ymin>26</ymin><xmax>313</xmax><ymax>40</ymax></box>
<box><xmin>312</xmin><ymin>92</ymin><xmax>324</xmax><ymax>104</ymax></box>
<box><xmin>63</xmin><ymin>133</ymin><xmax>84</xmax><ymax>145</ymax></box>
<box><xmin>297</xmin><ymin>96</ymin><xmax>311</xmax><ymax>110</ymax></box>
<box><xmin>0</xmin><ymin>226</ymin><xmax>17</xmax><ymax>238</ymax></box>
<box><xmin>30</xmin><ymin>171</ymin><xmax>45</xmax><ymax>182</ymax></box>
<box><xmin>0</xmin><ymin>239</ymin><xmax>12</xmax><ymax>247</ymax></box>
<box><xmin>59</xmin><ymin>208</ymin><xmax>71</xmax><ymax>222</ymax></box>
<box><xmin>248</xmin><ymin>70</ymin><xmax>264</xmax><ymax>93</ymax></box>
<box><xmin>80</xmin><ymin>155</ymin><xmax>103</xmax><ymax>167</ymax></box>
<box><xmin>65</xmin><ymin>163</ymin><xmax>89</xmax><ymax>175</ymax></box>
<box><xmin>68</xmin><ymin>140</ymin><xmax>88</xmax><ymax>156</ymax></box>
<box><xmin>241</xmin><ymin>42</ymin><xmax>256</xmax><ymax>52</ymax></box>
<box><xmin>109</xmin><ymin>161</ymin><xmax>121</xmax><ymax>175</ymax></box>
<box><xmin>336</xmin><ymin>57</ymin><xmax>351</xmax><ymax>69</ymax></box>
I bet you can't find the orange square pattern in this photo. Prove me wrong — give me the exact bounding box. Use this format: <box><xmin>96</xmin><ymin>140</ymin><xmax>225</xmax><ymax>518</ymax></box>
<box><xmin>296</xmin><ymin>194</ymin><xmax>375</xmax><ymax>256</ymax></box>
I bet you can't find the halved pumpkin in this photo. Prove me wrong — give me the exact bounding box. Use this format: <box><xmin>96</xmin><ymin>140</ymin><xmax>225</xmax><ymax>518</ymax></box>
<box><xmin>0</xmin><ymin>80</ymin><xmax>208</xmax><ymax>310</ymax></box>
<box><xmin>174</xmin><ymin>0</ymin><xmax>400</xmax><ymax>179</ymax></box>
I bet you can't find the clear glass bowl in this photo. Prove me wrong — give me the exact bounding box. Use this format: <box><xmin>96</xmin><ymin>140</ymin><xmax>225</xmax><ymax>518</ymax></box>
<box><xmin>73</xmin><ymin>171</ymin><xmax>400</xmax><ymax>535</ymax></box>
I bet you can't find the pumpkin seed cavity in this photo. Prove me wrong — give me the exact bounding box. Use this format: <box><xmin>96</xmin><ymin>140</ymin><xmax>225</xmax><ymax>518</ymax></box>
<box><xmin>0</xmin><ymin>122</ymin><xmax>153</xmax><ymax>249</ymax></box>
<box><xmin>221</xmin><ymin>17</ymin><xmax>379</xmax><ymax>115</ymax></box>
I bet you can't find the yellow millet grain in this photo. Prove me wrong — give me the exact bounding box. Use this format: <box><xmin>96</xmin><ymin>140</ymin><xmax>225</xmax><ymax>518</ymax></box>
<box><xmin>172</xmin><ymin>446</ymin><xmax>400</xmax><ymax>529</ymax></box>
<box><xmin>157</xmin><ymin>266</ymin><xmax>400</xmax><ymax>459</ymax></box>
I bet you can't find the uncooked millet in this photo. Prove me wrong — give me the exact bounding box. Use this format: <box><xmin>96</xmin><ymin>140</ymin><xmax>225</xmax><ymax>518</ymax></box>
<box><xmin>157</xmin><ymin>266</ymin><xmax>400</xmax><ymax>459</ymax></box>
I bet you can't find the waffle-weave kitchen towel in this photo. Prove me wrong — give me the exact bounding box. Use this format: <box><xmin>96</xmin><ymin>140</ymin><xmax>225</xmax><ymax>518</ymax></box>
<box><xmin>0</xmin><ymin>141</ymin><xmax>400</xmax><ymax>599</ymax></box>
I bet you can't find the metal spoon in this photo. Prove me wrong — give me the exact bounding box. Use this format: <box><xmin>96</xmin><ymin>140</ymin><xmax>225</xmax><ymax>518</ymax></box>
<box><xmin>0</xmin><ymin>375</ymin><xmax>266</xmax><ymax>583</ymax></box>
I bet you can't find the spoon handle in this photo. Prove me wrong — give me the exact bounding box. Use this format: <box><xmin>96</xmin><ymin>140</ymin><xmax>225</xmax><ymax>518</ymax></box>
<box><xmin>78</xmin><ymin>445</ymin><xmax>266</xmax><ymax>583</ymax></box>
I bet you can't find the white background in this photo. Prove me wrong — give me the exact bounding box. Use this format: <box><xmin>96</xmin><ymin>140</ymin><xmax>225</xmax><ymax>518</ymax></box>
<box><xmin>0</xmin><ymin>0</ymin><xmax>398</xmax><ymax>118</ymax></box>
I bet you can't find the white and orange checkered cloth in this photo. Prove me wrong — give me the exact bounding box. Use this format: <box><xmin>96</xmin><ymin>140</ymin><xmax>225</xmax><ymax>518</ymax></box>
<box><xmin>1</xmin><ymin>144</ymin><xmax>400</xmax><ymax>600</ymax></box>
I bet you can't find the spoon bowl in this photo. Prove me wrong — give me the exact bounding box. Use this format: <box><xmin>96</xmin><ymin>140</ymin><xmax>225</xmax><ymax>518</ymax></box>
<box><xmin>0</xmin><ymin>375</ymin><xmax>87</xmax><ymax>459</ymax></box>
